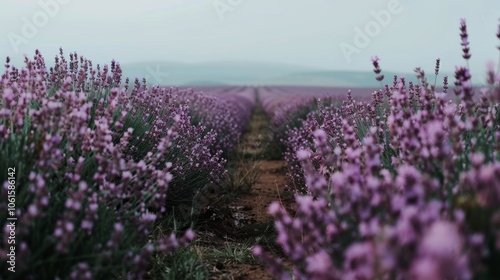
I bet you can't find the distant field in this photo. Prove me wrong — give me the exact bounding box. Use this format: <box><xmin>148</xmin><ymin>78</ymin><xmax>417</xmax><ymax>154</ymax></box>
<box><xmin>121</xmin><ymin>61</ymin><xmax>451</xmax><ymax>87</ymax></box>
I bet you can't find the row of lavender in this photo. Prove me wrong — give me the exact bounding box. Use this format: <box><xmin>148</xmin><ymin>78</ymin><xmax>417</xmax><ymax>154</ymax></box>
<box><xmin>0</xmin><ymin>50</ymin><xmax>254</xmax><ymax>279</ymax></box>
<box><xmin>255</xmin><ymin>20</ymin><xmax>500</xmax><ymax>279</ymax></box>
<box><xmin>259</xmin><ymin>86</ymin><xmax>350</xmax><ymax>160</ymax></box>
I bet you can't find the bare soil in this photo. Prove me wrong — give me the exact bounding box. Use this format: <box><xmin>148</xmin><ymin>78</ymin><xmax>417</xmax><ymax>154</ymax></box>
<box><xmin>192</xmin><ymin>103</ymin><xmax>294</xmax><ymax>279</ymax></box>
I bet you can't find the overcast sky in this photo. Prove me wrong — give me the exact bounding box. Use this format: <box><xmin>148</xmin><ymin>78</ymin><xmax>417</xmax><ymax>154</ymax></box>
<box><xmin>1</xmin><ymin>0</ymin><xmax>499</xmax><ymax>80</ymax></box>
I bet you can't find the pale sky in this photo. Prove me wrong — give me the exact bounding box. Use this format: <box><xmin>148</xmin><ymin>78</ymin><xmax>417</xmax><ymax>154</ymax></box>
<box><xmin>1</xmin><ymin>0</ymin><xmax>499</xmax><ymax>81</ymax></box>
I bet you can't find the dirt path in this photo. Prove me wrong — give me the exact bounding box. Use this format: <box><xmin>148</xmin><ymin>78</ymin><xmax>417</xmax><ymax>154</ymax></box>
<box><xmin>193</xmin><ymin>97</ymin><xmax>293</xmax><ymax>279</ymax></box>
<box><xmin>230</xmin><ymin>101</ymin><xmax>290</xmax><ymax>225</ymax></box>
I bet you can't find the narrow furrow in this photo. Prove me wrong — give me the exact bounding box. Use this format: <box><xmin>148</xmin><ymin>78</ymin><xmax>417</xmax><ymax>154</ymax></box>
<box><xmin>199</xmin><ymin>89</ymin><xmax>293</xmax><ymax>280</ymax></box>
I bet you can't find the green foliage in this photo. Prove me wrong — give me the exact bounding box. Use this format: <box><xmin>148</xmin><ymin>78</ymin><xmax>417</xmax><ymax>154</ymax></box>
<box><xmin>153</xmin><ymin>249</ymin><xmax>209</xmax><ymax>280</ymax></box>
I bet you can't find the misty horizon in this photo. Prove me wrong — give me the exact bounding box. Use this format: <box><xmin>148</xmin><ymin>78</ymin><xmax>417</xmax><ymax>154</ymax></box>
<box><xmin>1</xmin><ymin>0</ymin><xmax>499</xmax><ymax>84</ymax></box>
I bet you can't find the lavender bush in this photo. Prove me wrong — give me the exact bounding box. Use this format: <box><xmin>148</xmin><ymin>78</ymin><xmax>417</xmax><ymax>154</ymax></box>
<box><xmin>0</xmin><ymin>49</ymin><xmax>253</xmax><ymax>279</ymax></box>
<box><xmin>260</xmin><ymin>86</ymin><xmax>343</xmax><ymax>159</ymax></box>
<box><xmin>254</xmin><ymin>19</ymin><xmax>500</xmax><ymax>280</ymax></box>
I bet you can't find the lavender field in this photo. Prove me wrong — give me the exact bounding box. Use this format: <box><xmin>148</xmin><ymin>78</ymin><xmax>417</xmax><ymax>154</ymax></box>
<box><xmin>1</xmin><ymin>1</ymin><xmax>500</xmax><ymax>279</ymax></box>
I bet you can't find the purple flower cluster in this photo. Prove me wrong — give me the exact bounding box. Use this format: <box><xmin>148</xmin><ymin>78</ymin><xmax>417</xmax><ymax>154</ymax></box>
<box><xmin>125</xmin><ymin>84</ymin><xmax>255</xmax><ymax>216</ymax></box>
<box><xmin>0</xmin><ymin>49</ymin><xmax>253</xmax><ymax>279</ymax></box>
<box><xmin>254</xmin><ymin>19</ymin><xmax>500</xmax><ymax>279</ymax></box>
<box><xmin>177</xmin><ymin>86</ymin><xmax>254</xmax><ymax>153</ymax></box>
<box><xmin>281</xmin><ymin>90</ymin><xmax>372</xmax><ymax>193</ymax></box>
<box><xmin>259</xmin><ymin>86</ymin><xmax>345</xmax><ymax>160</ymax></box>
